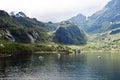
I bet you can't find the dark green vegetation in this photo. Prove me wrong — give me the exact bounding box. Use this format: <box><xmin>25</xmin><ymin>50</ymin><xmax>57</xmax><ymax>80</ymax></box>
<box><xmin>0</xmin><ymin>40</ymin><xmax>32</xmax><ymax>56</ymax></box>
<box><xmin>0</xmin><ymin>39</ymin><xmax>71</xmax><ymax>56</ymax></box>
<box><xmin>54</xmin><ymin>21</ymin><xmax>87</xmax><ymax>45</ymax></box>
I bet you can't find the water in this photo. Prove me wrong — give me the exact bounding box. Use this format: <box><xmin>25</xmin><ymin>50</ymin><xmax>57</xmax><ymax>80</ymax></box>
<box><xmin>0</xmin><ymin>52</ymin><xmax>120</xmax><ymax>80</ymax></box>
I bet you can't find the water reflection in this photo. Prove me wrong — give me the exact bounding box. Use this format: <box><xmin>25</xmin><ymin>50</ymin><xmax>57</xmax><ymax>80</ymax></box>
<box><xmin>0</xmin><ymin>53</ymin><xmax>120</xmax><ymax>80</ymax></box>
<box><xmin>0</xmin><ymin>55</ymin><xmax>31</xmax><ymax>78</ymax></box>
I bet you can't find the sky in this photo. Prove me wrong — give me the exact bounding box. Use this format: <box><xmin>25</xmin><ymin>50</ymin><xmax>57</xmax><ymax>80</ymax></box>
<box><xmin>0</xmin><ymin>0</ymin><xmax>111</xmax><ymax>22</ymax></box>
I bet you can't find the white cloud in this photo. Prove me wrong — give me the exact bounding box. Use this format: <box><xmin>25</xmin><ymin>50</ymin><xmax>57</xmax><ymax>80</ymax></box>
<box><xmin>0</xmin><ymin>0</ymin><xmax>111</xmax><ymax>22</ymax></box>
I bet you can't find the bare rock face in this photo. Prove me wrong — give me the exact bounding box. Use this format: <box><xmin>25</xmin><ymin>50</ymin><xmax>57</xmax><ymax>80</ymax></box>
<box><xmin>0</xmin><ymin>44</ymin><xmax>5</xmax><ymax>48</ymax></box>
<box><xmin>27</xmin><ymin>31</ymin><xmax>39</xmax><ymax>43</ymax></box>
<box><xmin>5</xmin><ymin>29</ymin><xmax>15</xmax><ymax>42</ymax></box>
<box><xmin>0</xmin><ymin>29</ymin><xmax>41</xmax><ymax>43</ymax></box>
<box><xmin>0</xmin><ymin>29</ymin><xmax>15</xmax><ymax>42</ymax></box>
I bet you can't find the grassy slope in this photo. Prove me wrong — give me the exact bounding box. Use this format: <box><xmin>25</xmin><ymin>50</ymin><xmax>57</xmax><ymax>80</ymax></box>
<box><xmin>0</xmin><ymin>39</ymin><xmax>72</xmax><ymax>56</ymax></box>
<box><xmin>68</xmin><ymin>32</ymin><xmax>120</xmax><ymax>52</ymax></box>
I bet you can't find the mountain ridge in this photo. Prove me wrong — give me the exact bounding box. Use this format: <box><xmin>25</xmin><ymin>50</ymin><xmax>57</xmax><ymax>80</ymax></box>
<box><xmin>0</xmin><ymin>10</ymin><xmax>48</xmax><ymax>43</ymax></box>
<box><xmin>86</xmin><ymin>0</ymin><xmax>120</xmax><ymax>33</ymax></box>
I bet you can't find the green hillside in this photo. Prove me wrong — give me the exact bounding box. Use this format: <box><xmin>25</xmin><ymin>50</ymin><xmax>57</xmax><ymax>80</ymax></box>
<box><xmin>54</xmin><ymin>21</ymin><xmax>87</xmax><ymax>45</ymax></box>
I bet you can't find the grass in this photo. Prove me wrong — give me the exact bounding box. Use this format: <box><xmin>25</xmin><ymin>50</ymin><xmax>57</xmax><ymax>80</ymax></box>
<box><xmin>0</xmin><ymin>40</ymin><xmax>72</xmax><ymax>56</ymax></box>
<box><xmin>68</xmin><ymin>32</ymin><xmax>120</xmax><ymax>52</ymax></box>
<box><xmin>0</xmin><ymin>40</ymin><xmax>33</xmax><ymax>55</ymax></box>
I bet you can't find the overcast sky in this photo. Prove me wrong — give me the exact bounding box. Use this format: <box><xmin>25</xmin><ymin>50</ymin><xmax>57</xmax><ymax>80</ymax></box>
<box><xmin>0</xmin><ymin>0</ymin><xmax>110</xmax><ymax>22</ymax></box>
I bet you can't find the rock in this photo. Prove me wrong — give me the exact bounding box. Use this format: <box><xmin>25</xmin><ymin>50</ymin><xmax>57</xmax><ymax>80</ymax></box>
<box><xmin>5</xmin><ymin>29</ymin><xmax>15</xmax><ymax>42</ymax></box>
<box><xmin>27</xmin><ymin>31</ymin><xmax>39</xmax><ymax>43</ymax></box>
<box><xmin>0</xmin><ymin>44</ymin><xmax>5</xmax><ymax>48</ymax></box>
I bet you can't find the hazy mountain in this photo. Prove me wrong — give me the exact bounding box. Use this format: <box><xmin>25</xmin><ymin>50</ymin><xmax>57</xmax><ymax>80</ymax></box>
<box><xmin>86</xmin><ymin>0</ymin><xmax>120</xmax><ymax>33</ymax></box>
<box><xmin>69</xmin><ymin>13</ymin><xmax>86</xmax><ymax>24</ymax></box>
<box><xmin>69</xmin><ymin>13</ymin><xmax>87</xmax><ymax>30</ymax></box>
<box><xmin>45</xmin><ymin>21</ymin><xmax>59</xmax><ymax>31</ymax></box>
<box><xmin>53</xmin><ymin>21</ymin><xmax>87</xmax><ymax>45</ymax></box>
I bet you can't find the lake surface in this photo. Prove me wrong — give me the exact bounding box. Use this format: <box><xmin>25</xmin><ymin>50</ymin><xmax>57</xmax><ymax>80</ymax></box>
<box><xmin>0</xmin><ymin>52</ymin><xmax>120</xmax><ymax>80</ymax></box>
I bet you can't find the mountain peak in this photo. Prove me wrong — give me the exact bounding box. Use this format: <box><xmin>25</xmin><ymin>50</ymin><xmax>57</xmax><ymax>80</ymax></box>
<box><xmin>0</xmin><ymin>10</ymin><xmax>9</xmax><ymax>17</ymax></box>
<box><xmin>10</xmin><ymin>11</ymin><xmax>27</xmax><ymax>17</ymax></box>
<box><xmin>10</xmin><ymin>11</ymin><xmax>16</xmax><ymax>16</ymax></box>
<box><xmin>16</xmin><ymin>12</ymin><xmax>27</xmax><ymax>17</ymax></box>
<box><xmin>69</xmin><ymin>13</ymin><xmax>86</xmax><ymax>26</ymax></box>
<box><xmin>70</xmin><ymin>13</ymin><xmax>86</xmax><ymax>22</ymax></box>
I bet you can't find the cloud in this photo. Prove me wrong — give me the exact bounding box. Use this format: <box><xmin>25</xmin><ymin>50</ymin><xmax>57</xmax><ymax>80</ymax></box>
<box><xmin>0</xmin><ymin>0</ymin><xmax>111</xmax><ymax>22</ymax></box>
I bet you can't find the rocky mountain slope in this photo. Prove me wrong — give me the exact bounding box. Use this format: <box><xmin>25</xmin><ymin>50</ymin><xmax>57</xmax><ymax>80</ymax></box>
<box><xmin>86</xmin><ymin>0</ymin><xmax>120</xmax><ymax>33</ymax></box>
<box><xmin>53</xmin><ymin>21</ymin><xmax>87</xmax><ymax>45</ymax></box>
<box><xmin>0</xmin><ymin>10</ymin><xmax>48</xmax><ymax>43</ymax></box>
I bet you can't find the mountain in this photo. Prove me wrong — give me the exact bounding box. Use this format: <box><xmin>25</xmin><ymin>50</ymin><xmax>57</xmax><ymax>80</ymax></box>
<box><xmin>16</xmin><ymin>12</ymin><xmax>27</xmax><ymax>17</ymax></box>
<box><xmin>0</xmin><ymin>10</ymin><xmax>48</xmax><ymax>43</ymax></box>
<box><xmin>86</xmin><ymin>0</ymin><xmax>120</xmax><ymax>33</ymax></box>
<box><xmin>45</xmin><ymin>21</ymin><xmax>59</xmax><ymax>31</ymax></box>
<box><xmin>12</xmin><ymin>16</ymin><xmax>45</xmax><ymax>28</ymax></box>
<box><xmin>10</xmin><ymin>11</ymin><xmax>27</xmax><ymax>17</ymax></box>
<box><xmin>53</xmin><ymin>21</ymin><xmax>87</xmax><ymax>45</ymax></box>
<box><xmin>69</xmin><ymin>13</ymin><xmax>87</xmax><ymax>30</ymax></box>
<box><xmin>0</xmin><ymin>10</ymin><xmax>9</xmax><ymax>17</ymax></box>
<box><xmin>69</xmin><ymin>13</ymin><xmax>86</xmax><ymax>25</ymax></box>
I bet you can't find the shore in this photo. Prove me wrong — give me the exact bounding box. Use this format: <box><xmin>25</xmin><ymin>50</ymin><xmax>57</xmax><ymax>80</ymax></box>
<box><xmin>34</xmin><ymin>51</ymin><xmax>71</xmax><ymax>54</ymax></box>
<box><xmin>81</xmin><ymin>50</ymin><xmax>120</xmax><ymax>53</ymax></box>
<box><xmin>1</xmin><ymin>50</ymin><xmax>120</xmax><ymax>57</ymax></box>
<box><xmin>0</xmin><ymin>54</ymin><xmax>12</xmax><ymax>57</ymax></box>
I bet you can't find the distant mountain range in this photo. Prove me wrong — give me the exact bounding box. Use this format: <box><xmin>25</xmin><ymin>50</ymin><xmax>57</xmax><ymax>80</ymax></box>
<box><xmin>70</xmin><ymin>0</ymin><xmax>120</xmax><ymax>34</ymax></box>
<box><xmin>86</xmin><ymin>0</ymin><xmax>120</xmax><ymax>33</ymax></box>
